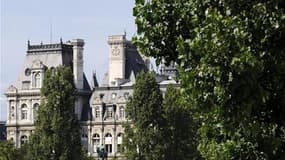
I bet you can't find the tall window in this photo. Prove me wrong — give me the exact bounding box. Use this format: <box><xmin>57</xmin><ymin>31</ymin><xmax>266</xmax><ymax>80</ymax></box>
<box><xmin>105</xmin><ymin>133</ymin><xmax>112</xmax><ymax>153</ymax></box>
<box><xmin>33</xmin><ymin>103</ymin><xmax>39</xmax><ymax>121</ymax></box>
<box><xmin>20</xmin><ymin>135</ymin><xmax>28</xmax><ymax>145</ymax></box>
<box><xmin>34</xmin><ymin>72</ymin><xmax>41</xmax><ymax>88</ymax></box>
<box><xmin>21</xmin><ymin>104</ymin><xmax>28</xmax><ymax>120</ymax></box>
<box><xmin>93</xmin><ymin>134</ymin><xmax>100</xmax><ymax>153</ymax></box>
<box><xmin>106</xmin><ymin>107</ymin><xmax>113</xmax><ymax>119</ymax></box>
<box><xmin>119</xmin><ymin>106</ymin><xmax>124</xmax><ymax>119</ymax></box>
<box><xmin>117</xmin><ymin>133</ymin><xmax>123</xmax><ymax>153</ymax></box>
<box><xmin>95</xmin><ymin>107</ymin><xmax>100</xmax><ymax>118</ymax></box>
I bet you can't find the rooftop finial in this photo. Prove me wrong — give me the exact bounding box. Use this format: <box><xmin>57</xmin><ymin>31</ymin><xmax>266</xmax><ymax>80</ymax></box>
<box><xmin>124</xmin><ymin>29</ymin><xmax>127</xmax><ymax>36</ymax></box>
<box><xmin>92</xmin><ymin>70</ymin><xmax>99</xmax><ymax>87</ymax></box>
<box><xmin>27</xmin><ymin>40</ymin><xmax>30</xmax><ymax>46</ymax></box>
<box><xmin>60</xmin><ymin>37</ymin><xmax>63</xmax><ymax>44</ymax></box>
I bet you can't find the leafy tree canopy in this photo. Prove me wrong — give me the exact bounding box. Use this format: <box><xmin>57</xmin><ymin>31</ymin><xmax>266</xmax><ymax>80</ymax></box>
<box><xmin>162</xmin><ymin>85</ymin><xmax>201</xmax><ymax>160</ymax></box>
<box><xmin>26</xmin><ymin>66</ymin><xmax>85</xmax><ymax>160</ymax></box>
<box><xmin>124</xmin><ymin>72</ymin><xmax>164</xmax><ymax>160</ymax></box>
<box><xmin>0</xmin><ymin>140</ymin><xmax>25</xmax><ymax>160</ymax></box>
<box><xmin>133</xmin><ymin>0</ymin><xmax>285</xmax><ymax>159</ymax></box>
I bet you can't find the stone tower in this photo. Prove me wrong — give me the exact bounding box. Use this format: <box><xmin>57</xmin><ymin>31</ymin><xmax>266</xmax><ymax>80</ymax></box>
<box><xmin>107</xmin><ymin>35</ymin><xmax>126</xmax><ymax>86</ymax></box>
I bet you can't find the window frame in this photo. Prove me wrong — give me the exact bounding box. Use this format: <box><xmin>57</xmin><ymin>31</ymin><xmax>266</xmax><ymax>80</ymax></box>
<box><xmin>21</xmin><ymin>104</ymin><xmax>28</xmax><ymax>120</ymax></box>
<box><xmin>93</xmin><ymin>133</ymin><xmax>100</xmax><ymax>153</ymax></box>
<box><xmin>105</xmin><ymin>133</ymin><xmax>112</xmax><ymax>153</ymax></box>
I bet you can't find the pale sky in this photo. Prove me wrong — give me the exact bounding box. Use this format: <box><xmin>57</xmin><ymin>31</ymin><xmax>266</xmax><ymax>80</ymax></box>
<box><xmin>0</xmin><ymin>0</ymin><xmax>138</xmax><ymax>120</ymax></box>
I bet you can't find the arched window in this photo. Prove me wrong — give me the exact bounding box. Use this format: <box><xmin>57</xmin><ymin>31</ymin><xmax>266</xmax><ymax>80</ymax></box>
<box><xmin>33</xmin><ymin>103</ymin><xmax>39</xmax><ymax>121</ymax></box>
<box><xmin>93</xmin><ymin>133</ymin><xmax>100</xmax><ymax>153</ymax></box>
<box><xmin>105</xmin><ymin>133</ymin><xmax>112</xmax><ymax>153</ymax></box>
<box><xmin>117</xmin><ymin>133</ymin><xmax>123</xmax><ymax>153</ymax></box>
<box><xmin>95</xmin><ymin>107</ymin><xmax>100</xmax><ymax>118</ymax></box>
<box><xmin>20</xmin><ymin>135</ymin><xmax>28</xmax><ymax>145</ymax></box>
<box><xmin>119</xmin><ymin>106</ymin><xmax>124</xmax><ymax>119</ymax></box>
<box><xmin>34</xmin><ymin>72</ymin><xmax>41</xmax><ymax>88</ymax></box>
<box><xmin>21</xmin><ymin>104</ymin><xmax>28</xmax><ymax>120</ymax></box>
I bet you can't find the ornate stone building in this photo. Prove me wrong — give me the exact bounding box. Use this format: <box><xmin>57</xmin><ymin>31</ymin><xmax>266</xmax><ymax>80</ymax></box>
<box><xmin>4</xmin><ymin>39</ymin><xmax>91</xmax><ymax>147</ymax></box>
<box><xmin>5</xmin><ymin>34</ymin><xmax>178</xmax><ymax>158</ymax></box>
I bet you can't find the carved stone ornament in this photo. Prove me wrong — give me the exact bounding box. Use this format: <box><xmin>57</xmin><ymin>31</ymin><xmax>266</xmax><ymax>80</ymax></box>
<box><xmin>112</xmin><ymin>46</ymin><xmax>120</xmax><ymax>56</ymax></box>
<box><xmin>31</xmin><ymin>59</ymin><xmax>45</xmax><ymax>69</ymax></box>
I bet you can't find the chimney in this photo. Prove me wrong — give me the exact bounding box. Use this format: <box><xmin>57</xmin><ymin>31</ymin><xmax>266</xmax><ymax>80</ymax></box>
<box><xmin>71</xmin><ymin>39</ymin><xmax>84</xmax><ymax>89</ymax></box>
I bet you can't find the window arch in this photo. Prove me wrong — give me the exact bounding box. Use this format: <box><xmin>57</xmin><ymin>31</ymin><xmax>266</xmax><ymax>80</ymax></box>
<box><xmin>20</xmin><ymin>135</ymin><xmax>28</xmax><ymax>145</ymax></box>
<box><xmin>21</xmin><ymin>104</ymin><xmax>28</xmax><ymax>120</ymax></box>
<box><xmin>93</xmin><ymin>133</ymin><xmax>100</xmax><ymax>153</ymax></box>
<box><xmin>105</xmin><ymin>133</ymin><xmax>112</xmax><ymax>153</ymax></box>
<box><xmin>119</xmin><ymin>106</ymin><xmax>125</xmax><ymax>119</ymax></box>
<box><xmin>33</xmin><ymin>103</ymin><xmax>39</xmax><ymax>121</ymax></box>
<box><xmin>33</xmin><ymin>72</ymin><xmax>41</xmax><ymax>88</ymax></box>
<box><xmin>117</xmin><ymin>133</ymin><xmax>123</xmax><ymax>153</ymax></box>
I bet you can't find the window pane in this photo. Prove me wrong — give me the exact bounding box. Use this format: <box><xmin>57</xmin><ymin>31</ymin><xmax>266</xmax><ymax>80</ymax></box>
<box><xmin>21</xmin><ymin>104</ymin><xmax>28</xmax><ymax>120</ymax></box>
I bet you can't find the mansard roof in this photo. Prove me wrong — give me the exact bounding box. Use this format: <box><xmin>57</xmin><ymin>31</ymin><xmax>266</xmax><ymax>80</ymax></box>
<box><xmin>13</xmin><ymin>40</ymin><xmax>90</xmax><ymax>91</ymax></box>
<box><xmin>124</xmin><ymin>45</ymin><xmax>148</xmax><ymax>79</ymax></box>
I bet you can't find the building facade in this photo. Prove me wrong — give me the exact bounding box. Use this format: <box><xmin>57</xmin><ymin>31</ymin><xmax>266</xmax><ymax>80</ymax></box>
<box><xmin>5</xmin><ymin>34</ymin><xmax>178</xmax><ymax>158</ymax></box>
<box><xmin>4</xmin><ymin>39</ymin><xmax>91</xmax><ymax>147</ymax></box>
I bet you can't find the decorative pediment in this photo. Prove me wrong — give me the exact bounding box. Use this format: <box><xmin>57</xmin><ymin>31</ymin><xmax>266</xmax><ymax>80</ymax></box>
<box><xmin>117</xmin><ymin>96</ymin><xmax>125</xmax><ymax>103</ymax></box>
<box><xmin>94</xmin><ymin>97</ymin><xmax>101</xmax><ymax>104</ymax></box>
<box><xmin>6</xmin><ymin>85</ymin><xmax>17</xmax><ymax>93</ymax></box>
<box><xmin>31</xmin><ymin>59</ymin><xmax>45</xmax><ymax>69</ymax></box>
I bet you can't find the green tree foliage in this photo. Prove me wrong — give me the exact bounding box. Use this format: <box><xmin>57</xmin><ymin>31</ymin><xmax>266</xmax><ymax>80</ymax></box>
<box><xmin>0</xmin><ymin>140</ymin><xmax>25</xmax><ymax>160</ymax></box>
<box><xmin>162</xmin><ymin>86</ymin><xmax>201</xmax><ymax>160</ymax></box>
<box><xmin>133</xmin><ymin>0</ymin><xmax>285</xmax><ymax>159</ymax></box>
<box><xmin>123</xmin><ymin>72</ymin><xmax>164</xmax><ymax>160</ymax></box>
<box><xmin>26</xmin><ymin>66</ymin><xmax>85</xmax><ymax>160</ymax></box>
<box><xmin>123</xmin><ymin>73</ymin><xmax>200</xmax><ymax>160</ymax></box>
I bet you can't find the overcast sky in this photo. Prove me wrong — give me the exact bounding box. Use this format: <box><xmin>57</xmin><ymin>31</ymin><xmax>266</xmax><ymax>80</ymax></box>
<box><xmin>0</xmin><ymin>0</ymin><xmax>137</xmax><ymax>120</ymax></box>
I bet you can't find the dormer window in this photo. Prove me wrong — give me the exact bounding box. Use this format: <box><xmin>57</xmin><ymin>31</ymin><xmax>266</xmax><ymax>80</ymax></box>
<box><xmin>106</xmin><ymin>107</ymin><xmax>113</xmax><ymax>118</ymax></box>
<box><xmin>33</xmin><ymin>72</ymin><xmax>41</xmax><ymax>88</ymax></box>
<box><xmin>21</xmin><ymin>104</ymin><xmax>28</xmax><ymax>120</ymax></box>
<box><xmin>95</xmin><ymin>106</ymin><xmax>100</xmax><ymax>118</ymax></box>
<box><xmin>119</xmin><ymin>106</ymin><xmax>125</xmax><ymax>119</ymax></box>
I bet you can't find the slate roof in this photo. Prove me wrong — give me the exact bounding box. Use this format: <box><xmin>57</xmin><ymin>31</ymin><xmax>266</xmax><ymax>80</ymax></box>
<box><xmin>124</xmin><ymin>43</ymin><xmax>148</xmax><ymax>79</ymax></box>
